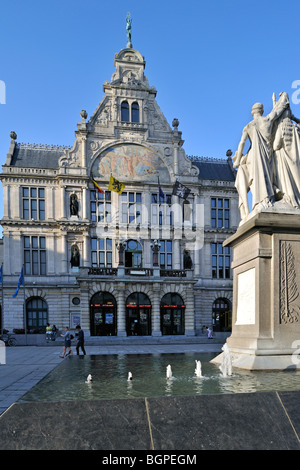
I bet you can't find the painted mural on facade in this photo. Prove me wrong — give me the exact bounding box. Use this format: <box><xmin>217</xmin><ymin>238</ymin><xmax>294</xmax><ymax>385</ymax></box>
<box><xmin>93</xmin><ymin>144</ymin><xmax>170</xmax><ymax>182</ymax></box>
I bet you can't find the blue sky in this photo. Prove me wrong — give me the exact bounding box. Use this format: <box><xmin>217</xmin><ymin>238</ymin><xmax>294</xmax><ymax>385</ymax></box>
<box><xmin>0</xmin><ymin>0</ymin><xmax>299</xmax><ymax>203</ymax></box>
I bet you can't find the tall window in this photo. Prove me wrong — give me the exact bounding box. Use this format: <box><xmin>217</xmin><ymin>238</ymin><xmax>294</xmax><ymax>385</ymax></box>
<box><xmin>24</xmin><ymin>236</ymin><xmax>46</xmax><ymax>275</ymax></box>
<box><xmin>121</xmin><ymin>192</ymin><xmax>141</xmax><ymax>224</ymax></box>
<box><xmin>22</xmin><ymin>187</ymin><xmax>45</xmax><ymax>220</ymax></box>
<box><xmin>158</xmin><ymin>240</ymin><xmax>173</xmax><ymax>269</ymax></box>
<box><xmin>151</xmin><ymin>193</ymin><xmax>172</xmax><ymax>226</ymax></box>
<box><xmin>211</xmin><ymin>198</ymin><xmax>230</xmax><ymax>228</ymax></box>
<box><xmin>211</xmin><ymin>242</ymin><xmax>230</xmax><ymax>279</ymax></box>
<box><xmin>91</xmin><ymin>238</ymin><xmax>112</xmax><ymax>267</ymax></box>
<box><xmin>90</xmin><ymin>190</ymin><xmax>111</xmax><ymax>223</ymax></box>
<box><xmin>121</xmin><ymin>101</ymin><xmax>129</xmax><ymax>122</ymax></box>
<box><xmin>26</xmin><ymin>297</ymin><xmax>48</xmax><ymax>331</ymax></box>
<box><xmin>131</xmin><ymin>102</ymin><xmax>139</xmax><ymax>123</ymax></box>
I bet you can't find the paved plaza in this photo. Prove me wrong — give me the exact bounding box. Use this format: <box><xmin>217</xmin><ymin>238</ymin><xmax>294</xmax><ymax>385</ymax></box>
<box><xmin>0</xmin><ymin>340</ymin><xmax>223</xmax><ymax>416</ymax></box>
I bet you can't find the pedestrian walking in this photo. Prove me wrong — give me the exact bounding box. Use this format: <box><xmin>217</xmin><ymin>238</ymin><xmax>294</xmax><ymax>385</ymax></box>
<box><xmin>60</xmin><ymin>326</ymin><xmax>73</xmax><ymax>358</ymax></box>
<box><xmin>75</xmin><ymin>325</ymin><xmax>86</xmax><ymax>355</ymax></box>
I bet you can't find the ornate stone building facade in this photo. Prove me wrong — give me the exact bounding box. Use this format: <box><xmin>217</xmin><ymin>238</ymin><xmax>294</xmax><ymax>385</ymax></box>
<box><xmin>0</xmin><ymin>41</ymin><xmax>239</xmax><ymax>339</ymax></box>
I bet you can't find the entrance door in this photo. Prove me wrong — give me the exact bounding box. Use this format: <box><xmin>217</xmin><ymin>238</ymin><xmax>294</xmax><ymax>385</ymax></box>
<box><xmin>160</xmin><ymin>293</ymin><xmax>185</xmax><ymax>335</ymax></box>
<box><xmin>212</xmin><ymin>298</ymin><xmax>232</xmax><ymax>332</ymax></box>
<box><xmin>90</xmin><ymin>292</ymin><xmax>117</xmax><ymax>336</ymax></box>
<box><xmin>126</xmin><ymin>292</ymin><xmax>151</xmax><ymax>336</ymax></box>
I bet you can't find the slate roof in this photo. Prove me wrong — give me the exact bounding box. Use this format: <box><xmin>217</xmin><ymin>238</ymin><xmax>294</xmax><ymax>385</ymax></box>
<box><xmin>191</xmin><ymin>158</ymin><xmax>236</xmax><ymax>182</ymax></box>
<box><xmin>10</xmin><ymin>145</ymin><xmax>66</xmax><ymax>169</ymax></box>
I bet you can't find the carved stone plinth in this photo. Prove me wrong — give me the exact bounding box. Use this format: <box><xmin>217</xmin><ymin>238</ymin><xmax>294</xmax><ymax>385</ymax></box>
<box><xmin>212</xmin><ymin>209</ymin><xmax>300</xmax><ymax>370</ymax></box>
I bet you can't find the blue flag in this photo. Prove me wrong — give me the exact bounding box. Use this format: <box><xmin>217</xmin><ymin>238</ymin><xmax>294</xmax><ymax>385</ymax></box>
<box><xmin>158</xmin><ymin>177</ymin><xmax>164</xmax><ymax>201</ymax></box>
<box><xmin>13</xmin><ymin>267</ymin><xmax>24</xmax><ymax>298</ymax></box>
<box><xmin>0</xmin><ymin>264</ymin><xmax>3</xmax><ymax>284</ymax></box>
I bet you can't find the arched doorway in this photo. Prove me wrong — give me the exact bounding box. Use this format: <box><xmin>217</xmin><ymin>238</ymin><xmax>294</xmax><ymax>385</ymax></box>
<box><xmin>160</xmin><ymin>293</ymin><xmax>185</xmax><ymax>335</ymax></box>
<box><xmin>126</xmin><ymin>292</ymin><xmax>151</xmax><ymax>336</ymax></box>
<box><xmin>90</xmin><ymin>292</ymin><xmax>117</xmax><ymax>336</ymax></box>
<box><xmin>212</xmin><ymin>298</ymin><xmax>232</xmax><ymax>332</ymax></box>
<box><xmin>26</xmin><ymin>297</ymin><xmax>48</xmax><ymax>333</ymax></box>
<box><xmin>125</xmin><ymin>240</ymin><xmax>143</xmax><ymax>268</ymax></box>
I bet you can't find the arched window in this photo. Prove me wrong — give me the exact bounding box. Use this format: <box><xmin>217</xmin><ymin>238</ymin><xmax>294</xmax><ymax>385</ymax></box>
<box><xmin>26</xmin><ymin>297</ymin><xmax>48</xmax><ymax>332</ymax></box>
<box><xmin>126</xmin><ymin>292</ymin><xmax>151</xmax><ymax>336</ymax></box>
<box><xmin>160</xmin><ymin>293</ymin><xmax>185</xmax><ymax>335</ymax></box>
<box><xmin>131</xmin><ymin>102</ymin><xmax>139</xmax><ymax>123</ymax></box>
<box><xmin>121</xmin><ymin>101</ymin><xmax>129</xmax><ymax>122</ymax></box>
<box><xmin>212</xmin><ymin>298</ymin><xmax>232</xmax><ymax>332</ymax></box>
<box><xmin>90</xmin><ymin>291</ymin><xmax>117</xmax><ymax>336</ymax></box>
<box><xmin>125</xmin><ymin>239</ymin><xmax>143</xmax><ymax>268</ymax></box>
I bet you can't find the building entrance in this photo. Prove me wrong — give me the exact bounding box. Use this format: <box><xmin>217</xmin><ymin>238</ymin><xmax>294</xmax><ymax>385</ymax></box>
<box><xmin>126</xmin><ymin>292</ymin><xmax>151</xmax><ymax>336</ymax></box>
<box><xmin>90</xmin><ymin>292</ymin><xmax>117</xmax><ymax>336</ymax></box>
<box><xmin>212</xmin><ymin>298</ymin><xmax>232</xmax><ymax>332</ymax></box>
<box><xmin>160</xmin><ymin>293</ymin><xmax>185</xmax><ymax>335</ymax></box>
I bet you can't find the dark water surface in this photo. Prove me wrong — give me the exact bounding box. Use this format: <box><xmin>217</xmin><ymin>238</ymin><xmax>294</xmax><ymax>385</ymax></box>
<box><xmin>20</xmin><ymin>352</ymin><xmax>300</xmax><ymax>402</ymax></box>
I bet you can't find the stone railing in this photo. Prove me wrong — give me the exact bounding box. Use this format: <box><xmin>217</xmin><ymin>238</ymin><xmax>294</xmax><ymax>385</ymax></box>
<box><xmin>88</xmin><ymin>267</ymin><xmax>118</xmax><ymax>276</ymax></box>
<box><xmin>86</xmin><ymin>267</ymin><xmax>190</xmax><ymax>278</ymax></box>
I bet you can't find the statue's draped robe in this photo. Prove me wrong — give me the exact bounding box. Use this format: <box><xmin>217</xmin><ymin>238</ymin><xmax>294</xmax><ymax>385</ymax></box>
<box><xmin>235</xmin><ymin>94</ymin><xmax>289</xmax><ymax>210</ymax></box>
<box><xmin>273</xmin><ymin>115</ymin><xmax>300</xmax><ymax>207</ymax></box>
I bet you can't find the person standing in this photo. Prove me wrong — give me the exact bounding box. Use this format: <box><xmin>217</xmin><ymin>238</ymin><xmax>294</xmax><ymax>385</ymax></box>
<box><xmin>75</xmin><ymin>325</ymin><xmax>86</xmax><ymax>355</ymax></box>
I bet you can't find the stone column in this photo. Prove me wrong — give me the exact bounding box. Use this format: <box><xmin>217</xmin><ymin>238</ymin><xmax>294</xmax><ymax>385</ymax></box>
<box><xmin>116</xmin><ymin>282</ymin><xmax>126</xmax><ymax>336</ymax></box>
<box><xmin>185</xmin><ymin>284</ymin><xmax>195</xmax><ymax>336</ymax></box>
<box><xmin>151</xmin><ymin>285</ymin><xmax>162</xmax><ymax>336</ymax></box>
<box><xmin>60</xmin><ymin>186</ymin><xmax>66</xmax><ymax>219</ymax></box>
<box><xmin>79</xmin><ymin>283</ymin><xmax>90</xmax><ymax>336</ymax></box>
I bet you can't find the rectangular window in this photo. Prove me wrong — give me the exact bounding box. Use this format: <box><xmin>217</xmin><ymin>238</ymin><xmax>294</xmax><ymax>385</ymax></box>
<box><xmin>211</xmin><ymin>198</ymin><xmax>230</xmax><ymax>229</ymax></box>
<box><xmin>211</xmin><ymin>242</ymin><xmax>231</xmax><ymax>279</ymax></box>
<box><xmin>90</xmin><ymin>190</ymin><xmax>111</xmax><ymax>223</ymax></box>
<box><xmin>121</xmin><ymin>192</ymin><xmax>142</xmax><ymax>224</ymax></box>
<box><xmin>24</xmin><ymin>236</ymin><xmax>46</xmax><ymax>275</ymax></box>
<box><xmin>151</xmin><ymin>193</ymin><xmax>173</xmax><ymax>226</ymax></box>
<box><xmin>157</xmin><ymin>240</ymin><xmax>173</xmax><ymax>269</ymax></box>
<box><xmin>22</xmin><ymin>187</ymin><xmax>45</xmax><ymax>220</ymax></box>
<box><xmin>91</xmin><ymin>238</ymin><xmax>113</xmax><ymax>267</ymax></box>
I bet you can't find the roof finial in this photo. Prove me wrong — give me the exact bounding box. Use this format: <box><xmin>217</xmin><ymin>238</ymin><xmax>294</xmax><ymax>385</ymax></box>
<box><xmin>126</xmin><ymin>12</ymin><xmax>132</xmax><ymax>48</ymax></box>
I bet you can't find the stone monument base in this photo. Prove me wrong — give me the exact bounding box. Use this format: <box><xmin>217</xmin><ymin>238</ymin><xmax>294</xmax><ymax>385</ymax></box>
<box><xmin>212</xmin><ymin>207</ymin><xmax>300</xmax><ymax>371</ymax></box>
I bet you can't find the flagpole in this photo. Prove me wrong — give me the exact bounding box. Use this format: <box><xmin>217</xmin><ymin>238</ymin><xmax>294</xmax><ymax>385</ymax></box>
<box><xmin>1</xmin><ymin>264</ymin><xmax>3</xmax><ymax>337</ymax></box>
<box><xmin>23</xmin><ymin>265</ymin><xmax>27</xmax><ymax>346</ymax></box>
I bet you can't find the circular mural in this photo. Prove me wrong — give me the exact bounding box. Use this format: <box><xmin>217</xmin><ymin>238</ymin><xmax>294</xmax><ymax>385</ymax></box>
<box><xmin>92</xmin><ymin>144</ymin><xmax>170</xmax><ymax>183</ymax></box>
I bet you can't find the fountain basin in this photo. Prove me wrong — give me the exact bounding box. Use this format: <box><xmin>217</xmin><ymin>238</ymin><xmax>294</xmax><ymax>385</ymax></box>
<box><xmin>19</xmin><ymin>352</ymin><xmax>300</xmax><ymax>404</ymax></box>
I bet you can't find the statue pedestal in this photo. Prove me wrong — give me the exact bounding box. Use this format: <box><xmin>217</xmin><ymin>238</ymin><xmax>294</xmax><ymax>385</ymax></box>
<box><xmin>212</xmin><ymin>209</ymin><xmax>300</xmax><ymax>370</ymax></box>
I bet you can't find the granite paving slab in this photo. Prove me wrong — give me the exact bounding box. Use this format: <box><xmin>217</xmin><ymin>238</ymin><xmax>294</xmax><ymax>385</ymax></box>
<box><xmin>1</xmin><ymin>391</ymin><xmax>300</xmax><ymax>450</ymax></box>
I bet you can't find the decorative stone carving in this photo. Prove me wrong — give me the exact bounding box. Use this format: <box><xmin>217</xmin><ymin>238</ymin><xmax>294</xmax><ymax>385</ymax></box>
<box><xmin>280</xmin><ymin>241</ymin><xmax>300</xmax><ymax>324</ymax></box>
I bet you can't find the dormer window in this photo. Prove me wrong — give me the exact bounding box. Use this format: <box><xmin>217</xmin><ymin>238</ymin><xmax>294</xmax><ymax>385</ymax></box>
<box><xmin>121</xmin><ymin>101</ymin><xmax>129</xmax><ymax>122</ymax></box>
<box><xmin>131</xmin><ymin>102</ymin><xmax>139</xmax><ymax>123</ymax></box>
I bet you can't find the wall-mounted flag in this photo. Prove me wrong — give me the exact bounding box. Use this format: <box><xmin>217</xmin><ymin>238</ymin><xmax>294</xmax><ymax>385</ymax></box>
<box><xmin>108</xmin><ymin>175</ymin><xmax>125</xmax><ymax>194</ymax></box>
<box><xmin>90</xmin><ymin>175</ymin><xmax>104</xmax><ymax>194</ymax></box>
<box><xmin>172</xmin><ymin>180</ymin><xmax>191</xmax><ymax>200</ymax></box>
<box><xmin>158</xmin><ymin>177</ymin><xmax>164</xmax><ymax>200</ymax></box>
<box><xmin>13</xmin><ymin>267</ymin><xmax>24</xmax><ymax>298</ymax></box>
